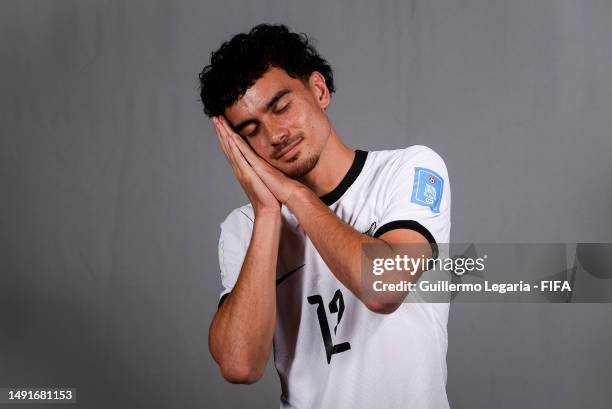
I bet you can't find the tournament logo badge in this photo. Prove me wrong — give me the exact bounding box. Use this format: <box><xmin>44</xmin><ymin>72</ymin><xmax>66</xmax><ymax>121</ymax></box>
<box><xmin>411</xmin><ymin>167</ymin><xmax>444</xmax><ymax>213</ymax></box>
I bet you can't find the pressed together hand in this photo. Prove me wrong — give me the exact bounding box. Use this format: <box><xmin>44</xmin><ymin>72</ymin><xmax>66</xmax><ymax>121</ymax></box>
<box><xmin>212</xmin><ymin>116</ymin><xmax>302</xmax><ymax>213</ymax></box>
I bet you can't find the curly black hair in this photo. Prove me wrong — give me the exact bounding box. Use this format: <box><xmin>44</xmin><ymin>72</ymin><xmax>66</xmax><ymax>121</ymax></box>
<box><xmin>198</xmin><ymin>24</ymin><xmax>335</xmax><ymax>117</ymax></box>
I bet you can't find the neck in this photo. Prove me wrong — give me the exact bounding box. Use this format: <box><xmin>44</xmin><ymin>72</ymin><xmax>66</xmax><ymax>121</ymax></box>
<box><xmin>298</xmin><ymin>127</ymin><xmax>355</xmax><ymax>197</ymax></box>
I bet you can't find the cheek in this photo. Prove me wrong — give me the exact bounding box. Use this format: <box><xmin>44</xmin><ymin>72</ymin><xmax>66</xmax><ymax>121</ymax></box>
<box><xmin>248</xmin><ymin>138</ymin><xmax>273</xmax><ymax>159</ymax></box>
<box><xmin>303</xmin><ymin>108</ymin><xmax>329</xmax><ymax>140</ymax></box>
<box><xmin>292</xmin><ymin>101</ymin><xmax>325</xmax><ymax>136</ymax></box>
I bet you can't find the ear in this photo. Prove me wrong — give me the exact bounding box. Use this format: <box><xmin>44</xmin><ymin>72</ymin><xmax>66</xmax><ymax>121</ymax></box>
<box><xmin>308</xmin><ymin>71</ymin><xmax>331</xmax><ymax>109</ymax></box>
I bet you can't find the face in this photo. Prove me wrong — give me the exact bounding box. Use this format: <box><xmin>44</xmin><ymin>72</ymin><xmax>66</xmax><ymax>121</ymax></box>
<box><xmin>223</xmin><ymin>66</ymin><xmax>332</xmax><ymax>179</ymax></box>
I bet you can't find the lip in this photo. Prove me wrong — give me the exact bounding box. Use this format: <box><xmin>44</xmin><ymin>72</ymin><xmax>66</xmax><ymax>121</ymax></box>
<box><xmin>277</xmin><ymin>138</ymin><xmax>303</xmax><ymax>161</ymax></box>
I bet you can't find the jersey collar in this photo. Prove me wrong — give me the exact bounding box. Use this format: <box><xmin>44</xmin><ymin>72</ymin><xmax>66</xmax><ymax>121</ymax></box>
<box><xmin>319</xmin><ymin>150</ymin><xmax>368</xmax><ymax>206</ymax></box>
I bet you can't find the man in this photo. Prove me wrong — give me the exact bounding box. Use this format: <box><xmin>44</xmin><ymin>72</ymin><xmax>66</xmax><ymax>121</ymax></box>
<box><xmin>199</xmin><ymin>24</ymin><xmax>451</xmax><ymax>409</ymax></box>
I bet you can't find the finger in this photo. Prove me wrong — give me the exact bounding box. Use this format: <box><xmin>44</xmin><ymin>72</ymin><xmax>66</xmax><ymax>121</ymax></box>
<box><xmin>217</xmin><ymin>116</ymin><xmax>240</xmax><ymax>149</ymax></box>
<box><xmin>216</xmin><ymin>117</ymin><xmax>247</xmax><ymax>177</ymax></box>
<box><xmin>227</xmin><ymin>132</ymin><xmax>255</xmax><ymax>177</ymax></box>
<box><xmin>215</xmin><ymin>116</ymin><xmax>254</xmax><ymax>169</ymax></box>
<box><xmin>213</xmin><ymin>117</ymin><xmax>243</xmax><ymax>177</ymax></box>
<box><xmin>211</xmin><ymin>118</ymin><xmax>229</xmax><ymax>156</ymax></box>
<box><xmin>230</xmin><ymin>132</ymin><xmax>284</xmax><ymax>182</ymax></box>
<box><xmin>213</xmin><ymin>117</ymin><xmax>232</xmax><ymax>158</ymax></box>
<box><xmin>217</xmin><ymin>117</ymin><xmax>265</xmax><ymax>170</ymax></box>
<box><xmin>229</xmin><ymin>132</ymin><xmax>261</xmax><ymax>168</ymax></box>
<box><xmin>215</xmin><ymin>117</ymin><xmax>241</xmax><ymax>171</ymax></box>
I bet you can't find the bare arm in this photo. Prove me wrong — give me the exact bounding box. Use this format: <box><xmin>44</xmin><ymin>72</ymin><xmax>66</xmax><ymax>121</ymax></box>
<box><xmin>286</xmin><ymin>186</ymin><xmax>431</xmax><ymax>313</ymax></box>
<box><xmin>209</xmin><ymin>210</ymin><xmax>280</xmax><ymax>384</ymax></box>
<box><xmin>208</xmin><ymin>117</ymin><xmax>280</xmax><ymax>383</ymax></box>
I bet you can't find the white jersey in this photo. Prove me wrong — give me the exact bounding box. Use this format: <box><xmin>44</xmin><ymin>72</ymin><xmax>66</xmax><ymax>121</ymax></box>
<box><xmin>217</xmin><ymin>145</ymin><xmax>451</xmax><ymax>409</ymax></box>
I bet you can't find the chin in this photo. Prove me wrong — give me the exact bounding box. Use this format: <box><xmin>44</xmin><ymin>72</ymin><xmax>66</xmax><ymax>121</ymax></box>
<box><xmin>281</xmin><ymin>151</ymin><xmax>320</xmax><ymax>179</ymax></box>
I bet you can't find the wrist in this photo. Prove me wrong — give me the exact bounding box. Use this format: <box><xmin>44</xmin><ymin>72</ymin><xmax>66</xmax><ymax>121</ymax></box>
<box><xmin>284</xmin><ymin>183</ymin><xmax>312</xmax><ymax>208</ymax></box>
<box><xmin>254</xmin><ymin>207</ymin><xmax>281</xmax><ymax>220</ymax></box>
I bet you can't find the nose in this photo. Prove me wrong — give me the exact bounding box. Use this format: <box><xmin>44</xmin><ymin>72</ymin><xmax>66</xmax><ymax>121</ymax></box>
<box><xmin>265</xmin><ymin>119</ymin><xmax>289</xmax><ymax>147</ymax></box>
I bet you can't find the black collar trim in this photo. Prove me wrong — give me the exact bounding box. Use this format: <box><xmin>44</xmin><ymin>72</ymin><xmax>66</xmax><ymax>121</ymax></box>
<box><xmin>319</xmin><ymin>150</ymin><xmax>368</xmax><ymax>206</ymax></box>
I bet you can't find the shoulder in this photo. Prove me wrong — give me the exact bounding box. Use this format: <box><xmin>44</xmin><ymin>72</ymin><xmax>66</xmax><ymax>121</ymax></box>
<box><xmin>367</xmin><ymin>145</ymin><xmax>448</xmax><ymax>173</ymax></box>
<box><xmin>220</xmin><ymin>203</ymin><xmax>255</xmax><ymax>234</ymax></box>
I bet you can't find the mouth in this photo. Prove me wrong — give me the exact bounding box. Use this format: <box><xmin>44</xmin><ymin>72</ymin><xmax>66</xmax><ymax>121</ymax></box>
<box><xmin>276</xmin><ymin>138</ymin><xmax>303</xmax><ymax>161</ymax></box>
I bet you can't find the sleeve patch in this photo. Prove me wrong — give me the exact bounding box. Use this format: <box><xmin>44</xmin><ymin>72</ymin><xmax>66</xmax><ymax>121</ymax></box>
<box><xmin>411</xmin><ymin>167</ymin><xmax>444</xmax><ymax>213</ymax></box>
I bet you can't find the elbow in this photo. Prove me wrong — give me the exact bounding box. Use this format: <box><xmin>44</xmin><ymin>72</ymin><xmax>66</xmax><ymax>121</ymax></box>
<box><xmin>209</xmin><ymin>328</ymin><xmax>267</xmax><ymax>384</ymax></box>
<box><xmin>210</xmin><ymin>339</ymin><xmax>265</xmax><ymax>384</ymax></box>
<box><xmin>219</xmin><ymin>363</ymin><xmax>264</xmax><ymax>384</ymax></box>
<box><xmin>365</xmin><ymin>300</ymin><xmax>402</xmax><ymax>315</ymax></box>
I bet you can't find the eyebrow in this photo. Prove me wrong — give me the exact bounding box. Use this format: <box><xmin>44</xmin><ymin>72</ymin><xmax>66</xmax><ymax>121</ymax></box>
<box><xmin>233</xmin><ymin>89</ymin><xmax>292</xmax><ymax>134</ymax></box>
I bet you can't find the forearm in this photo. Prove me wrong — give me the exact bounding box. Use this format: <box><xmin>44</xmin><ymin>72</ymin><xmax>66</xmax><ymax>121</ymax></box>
<box><xmin>209</xmin><ymin>211</ymin><xmax>280</xmax><ymax>383</ymax></box>
<box><xmin>285</xmin><ymin>186</ymin><xmax>430</xmax><ymax>312</ymax></box>
<box><xmin>285</xmin><ymin>186</ymin><xmax>380</xmax><ymax>298</ymax></box>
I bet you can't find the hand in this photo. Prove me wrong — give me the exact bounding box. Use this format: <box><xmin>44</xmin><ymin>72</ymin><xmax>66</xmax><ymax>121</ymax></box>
<box><xmin>215</xmin><ymin>116</ymin><xmax>302</xmax><ymax>204</ymax></box>
<box><xmin>212</xmin><ymin>116</ymin><xmax>280</xmax><ymax>215</ymax></box>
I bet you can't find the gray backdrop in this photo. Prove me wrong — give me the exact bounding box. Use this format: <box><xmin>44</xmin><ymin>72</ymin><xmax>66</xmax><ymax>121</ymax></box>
<box><xmin>1</xmin><ymin>0</ymin><xmax>611</xmax><ymax>408</ymax></box>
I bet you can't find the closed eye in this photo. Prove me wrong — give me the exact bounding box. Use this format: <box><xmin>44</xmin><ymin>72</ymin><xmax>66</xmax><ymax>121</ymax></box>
<box><xmin>245</xmin><ymin>125</ymin><xmax>259</xmax><ymax>138</ymax></box>
<box><xmin>274</xmin><ymin>102</ymin><xmax>290</xmax><ymax>114</ymax></box>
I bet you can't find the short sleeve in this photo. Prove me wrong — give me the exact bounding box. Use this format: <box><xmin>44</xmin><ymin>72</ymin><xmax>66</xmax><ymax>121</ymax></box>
<box><xmin>217</xmin><ymin>207</ymin><xmax>254</xmax><ymax>306</ymax></box>
<box><xmin>373</xmin><ymin>146</ymin><xmax>451</xmax><ymax>256</ymax></box>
